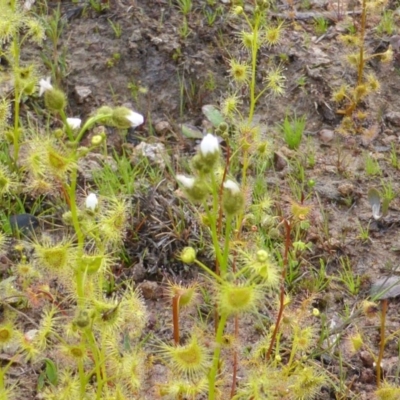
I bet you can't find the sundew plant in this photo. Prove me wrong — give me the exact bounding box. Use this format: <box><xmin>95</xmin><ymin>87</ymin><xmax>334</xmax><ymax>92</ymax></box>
<box><xmin>0</xmin><ymin>2</ymin><xmax>149</xmax><ymax>399</ymax></box>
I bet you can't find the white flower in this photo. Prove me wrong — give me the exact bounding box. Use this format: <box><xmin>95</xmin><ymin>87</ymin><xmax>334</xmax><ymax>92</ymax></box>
<box><xmin>200</xmin><ymin>134</ymin><xmax>219</xmax><ymax>156</ymax></box>
<box><xmin>85</xmin><ymin>193</ymin><xmax>98</xmax><ymax>211</ymax></box>
<box><xmin>126</xmin><ymin>111</ymin><xmax>144</xmax><ymax>128</ymax></box>
<box><xmin>23</xmin><ymin>0</ymin><xmax>35</xmax><ymax>10</ymax></box>
<box><xmin>66</xmin><ymin>118</ymin><xmax>82</xmax><ymax>130</ymax></box>
<box><xmin>38</xmin><ymin>77</ymin><xmax>53</xmax><ymax>96</ymax></box>
<box><xmin>223</xmin><ymin>179</ymin><xmax>240</xmax><ymax>194</ymax></box>
<box><xmin>176</xmin><ymin>175</ymin><xmax>195</xmax><ymax>189</ymax></box>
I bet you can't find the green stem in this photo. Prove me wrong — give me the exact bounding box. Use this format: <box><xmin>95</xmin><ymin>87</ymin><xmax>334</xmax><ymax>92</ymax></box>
<box><xmin>84</xmin><ymin>329</ymin><xmax>105</xmax><ymax>399</ymax></box>
<box><xmin>59</xmin><ymin>109</ymin><xmax>74</xmax><ymax>141</ymax></box>
<box><xmin>221</xmin><ymin>214</ymin><xmax>233</xmax><ymax>277</ymax></box>
<box><xmin>203</xmin><ymin>199</ymin><xmax>223</xmax><ymax>268</ymax></box>
<box><xmin>78</xmin><ymin>358</ymin><xmax>86</xmax><ymax>399</ymax></box>
<box><xmin>12</xmin><ymin>31</ymin><xmax>21</xmax><ymax>168</ymax></box>
<box><xmin>357</xmin><ymin>0</ymin><xmax>367</xmax><ymax>86</ymax></box>
<box><xmin>208</xmin><ymin>313</ymin><xmax>228</xmax><ymax>400</ymax></box>
<box><xmin>67</xmin><ymin>165</ymin><xmax>85</xmax><ymax>304</ymax></box>
<box><xmin>194</xmin><ymin>260</ymin><xmax>224</xmax><ymax>283</ymax></box>
<box><xmin>73</xmin><ymin>113</ymin><xmax>113</xmax><ymax>145</ymax></box>
<box><xmin>248</xmin><ymin>14</ymin><xmax>260</xmax><ymax>123</ymax></box>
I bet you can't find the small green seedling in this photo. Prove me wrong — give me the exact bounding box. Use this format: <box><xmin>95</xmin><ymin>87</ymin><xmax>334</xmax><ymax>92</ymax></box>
<box><xmin>279</xmin><ymin>114</ymin><xmax>306</xmax><ymax>150</ymax></box>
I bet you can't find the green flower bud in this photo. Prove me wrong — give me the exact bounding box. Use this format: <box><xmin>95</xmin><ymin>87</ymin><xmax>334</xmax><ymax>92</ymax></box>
<box><xmin>73</xmin><ymin>310</ymin><xmax>91</xmax><ymax>329</ymax></box>
<box><xmin>180</xmin><ymin>247</ymin><xmax>196</xmax><ymax>264</ymax></box>
<box><xmin>97</xmin><ymin>106</ymin><xmax>113</xmax><ymax>116</ymax></box>
<box><xmin>91</xmin><ymin>134</ymin><xmax>104</xmax><ymax>146</ymax></box>
<box><xmin>62</xmin><ymin>211</ymin><xmax>73</xmax><ymax>225</ymax></box>
<box><xmin>76</xmin><ymin>146</ymin><xmax>90</xmax><ymax>157</ymax></box>
<box><xmin>192</xmin><ymin>153</ymin><xmax>213</xmax><ymax>174</ymax></box>
<box><xmin>111</xmin><ymin>107</ymin><xmax>144</xmax><ymax>129</ymax></box>
<box><xmin>177</xmin><ymin>175</ymin><xmax>209</xmax><ymax>202</ymax></box>
<box><xmin>233</xmin><ymin>5</ymin><xmax>243</xmax><ymax>15</ymax></box>
<box><xmin>312</xmin><ymin>308</ymin><xmax>320</xmax><ymax>317</ymax></box>
<box><xmin>216</xmin><ymin>122</ymin><xmax>229</xmax><ymax>136</ymax></box>
<box><xmin>308</xmin><ymin>179</ymin><xmax>316</xmax><ymax>188</ymax></box>
<box><xmin>53</xmin><ymin>128</ymin><xmax>64</xmax><ymax>139</ymax></box>
<box><xmin>256</xmin><ymin>250</ymin><xmax>269</xmax><ymax>263</ymax></box>
<box><xmin>222</xmin><ymin>180</ymin><xmax>245</xmax><ymax>216</ymax></box>
<box><xmin>44</xmin><ymin>88</ymin><xmax>66</xmax><ymax>112</ymax></box>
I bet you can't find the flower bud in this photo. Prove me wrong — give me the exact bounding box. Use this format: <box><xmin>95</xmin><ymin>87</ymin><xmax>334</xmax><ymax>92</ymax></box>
<box><xmin>222</xmin><ymin>180</ymin><xmax>244</xmax><ymax>215</ymax></box>
<box><xmin>216</xmin><ymin>122</ymin><xmax>229</xmax><ymax>136</ymax></box>
<box><xmin>178</xmin><ymin>176</ymin><xmax>209</xmax><ymax>203</ymax></box>
<box><xmin>73</xmin><ymin>310</ymin><xmax>91</xmax><ymax>329</ymax></box>
<box><xmin>91</xmin><ymin>134</ymin><xmax>104</xmax><ymax>146</ymax></box>
<box><xmin>53</xmin><ymin>128</ymin><xmax>64</xmax><ymax>139</ymax></box>
<box><xmin>76</xmin><ymin>146</ymin><xmax>89</xmax><ymax>157</ymax></box>
<box><xmin>112</xmin><ymin>107</ymin><xmax>144</xmax><ymax>129</ymax></box>
<box><xmin>44</xmin><ymin>88</ymin><xmax>66</xmax><ymax>112</ymax></box>
<box><xmin>256</xmin><ymin>250</ymin><xmax>269</xmax><ymax>263</ymax></box>
<box><xmin>233</xmin><ymin>5</ymin><xmax>243</xmax><ymax>15</ymax></box>
<box><xmin>191</xmin><ymin>153</ymin><xmax>213</xmax><ymax>174</ymax></box>
<box><xmin>97</xmin><ymin>106</ymin><xmax>113</xmax><ymax>116</ymax></box>
<box><xmin>180</xmin><ymin>247</ymin><xmax>196</xmax><ymax>264</ymax></box>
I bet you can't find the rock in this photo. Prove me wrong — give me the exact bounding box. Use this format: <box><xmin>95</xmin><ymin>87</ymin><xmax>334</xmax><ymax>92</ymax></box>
<box><xmin>131</xmin><ymin>142</ymin><xmax>170</xmax><ymax>169</ymax></box>
<box><xmin>131</xmin><ymin>260</ymin><xmax>146</xmax><ymax>282</ymax></box>
<box><xmin>78</xmin><ymin>153</ymin><xmax>117</xmax><ymax>181</ymax></box>
<box><xmin>337</xmin><ymin>182</ymin><xmax>354</xmax><ymax>196</ymax></box>
<box><xmin>385</xmin><ymin>111</ymin><xmax>400</xmax><ymax>127</ymax></box>
<box><xmin>9</xmin><ymin>214</ymin><xmax>39</xmax><ymax>234</ymax></box>
<box><xmin>318</xmin><ymin>129</ymin><xmax>335</xmax><ymax>144</ymax></box>
<box><xmin>360</xmin><ymin>350</ymin><xmax>374</xmax><ymax>368</ymax></box>
<box><xmin>138</xmin><ymin>280</ymin><xmax>160</xmax><ymax>300</ymax></box>
<box><xmin>370</xmin><ymin>276</ymin><xmax>400</xmax><ymax>299</ymax></box>
<box><xmin>279</xmin><ymin>146</ymin><xmax>297</xmax><ymax>158</ymax></box>
<box><xmin>359</xmin><ymin>368</ymin><xmax>375</xmax><ymax>384</ymax></box>
<box><xmin>382</xmin><ymin>135</ymin><xmax>397</xmax><ymax>145</ymax></box>
<box><xmin>154</xmin><ymin>120</ymin><xmax>171</xmax><ymax>135</ymax></box>
<box><xmin>314</xmin><ymin>182</ymin><xmax>341</xmax><ymax>201</ymax></box>
<box><xmin>74</xmin><ymin>86</ymin><xmax>92</xmax><ymax>104</ymax></box>
<box><xmin>273</xmin><ymin>151</ymin><xmax>287</xmax><ymax>171</ymax></box>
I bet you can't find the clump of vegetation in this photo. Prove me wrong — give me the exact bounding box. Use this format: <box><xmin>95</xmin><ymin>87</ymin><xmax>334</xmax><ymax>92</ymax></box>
<box><xmin>279</xmin><ymin>113</ymin><xmax>306</xmax><ymax>150</ymax></box>
<box><xmin>332</xmin><ymin>0</ymin><xmax>393</xmax><ymax>134</ymax></box>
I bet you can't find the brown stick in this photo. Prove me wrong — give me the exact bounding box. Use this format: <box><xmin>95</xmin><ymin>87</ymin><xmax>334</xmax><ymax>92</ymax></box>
<box><xmin>376</xmin><ymin>299</ymin><xmax>388</xmax><ymax>387</ymax></box>
<box><xmin>230</xmin><ymin>316</ymin><xmax>239</xmax><ymax>398</ymax></box>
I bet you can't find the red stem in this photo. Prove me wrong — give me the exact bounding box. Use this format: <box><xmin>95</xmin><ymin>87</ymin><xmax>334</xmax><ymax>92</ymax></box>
<box><xmin>265</xmin><ymin>219</ymin><xmax>291</xmax><ymax>361</ymax></box>
<box><xmin>172</xmin><ymin>294</ymin><xmax>180</xmax><ymax>345</ymax></box>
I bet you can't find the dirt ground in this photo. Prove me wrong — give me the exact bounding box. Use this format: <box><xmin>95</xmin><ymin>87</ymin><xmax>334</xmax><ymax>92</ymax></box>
<box><xmin>4</xmin><ymin>0</ymin><xmax>400</xmax><ymax>398</ymax></box>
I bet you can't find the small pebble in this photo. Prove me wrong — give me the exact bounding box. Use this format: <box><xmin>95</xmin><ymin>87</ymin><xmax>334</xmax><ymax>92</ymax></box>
<box><xmin>9</xmin><ymin>214</ymin><xmax>39</xmax><ymax>234</ymax></box>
